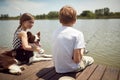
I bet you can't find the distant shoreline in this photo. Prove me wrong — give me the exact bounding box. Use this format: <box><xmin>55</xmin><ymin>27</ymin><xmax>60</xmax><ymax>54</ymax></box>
<box><xmin>0</xmin><ymin>8</ymin><xmax>120</xmax><ymax>20</ymax></box>
<box><xmin>0</xmin><ymin>18</ymin><xmax>120</xmax><ymax>20</ymax></box>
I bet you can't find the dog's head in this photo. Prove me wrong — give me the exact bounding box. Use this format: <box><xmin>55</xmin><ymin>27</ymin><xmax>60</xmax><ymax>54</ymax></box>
<box><xmin>27</xmin><ymin>31</ymin><xmax>41</xmax><ymax>46</ymax></box>
<box><xmin>3</xmin><ymin>49</ymin><xmax>16</xmax><ymax>58</ymax></box>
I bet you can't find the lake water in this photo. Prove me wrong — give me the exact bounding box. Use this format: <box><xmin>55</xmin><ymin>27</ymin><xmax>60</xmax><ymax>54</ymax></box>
<box><xmin>0</xmin><ymin>19</ymin><xmax>120</xmax><ymax>68</ymax></box>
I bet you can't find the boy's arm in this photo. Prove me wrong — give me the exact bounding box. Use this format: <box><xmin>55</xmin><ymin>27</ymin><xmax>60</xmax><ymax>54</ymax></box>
<box><xmin>73</xmin><ymin>48</ymin><xmax>84</xmax><ymax>64</ymax></box>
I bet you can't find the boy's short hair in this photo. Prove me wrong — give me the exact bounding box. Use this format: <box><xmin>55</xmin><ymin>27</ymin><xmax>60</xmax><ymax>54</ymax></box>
<box><xmin>59</xmin><ymin>5</ymin><xmax>77</xmax><ymax>24</ymax></box>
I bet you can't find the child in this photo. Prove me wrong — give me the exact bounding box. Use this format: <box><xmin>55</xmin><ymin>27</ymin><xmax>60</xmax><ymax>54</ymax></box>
<box><xmin>52</xmin><ymin>6</ymin><xmax>94</xmax><ymax>73</ymax></box>
<box><xmin>13</xmin><ymin>13</ymin><xmax>40</xmax><ymax>63</ymax></box>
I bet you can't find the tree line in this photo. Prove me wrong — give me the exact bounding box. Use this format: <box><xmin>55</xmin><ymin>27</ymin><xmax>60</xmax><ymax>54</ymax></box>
<box><xmin>78</xmin><ymin>8</ymin><xmax>120</xmax><ymax>19</ymax></box>
<box><xmin>0</xmin><ymin>7</ymin><xmax>120</xmax><ymax>20</ymax></box>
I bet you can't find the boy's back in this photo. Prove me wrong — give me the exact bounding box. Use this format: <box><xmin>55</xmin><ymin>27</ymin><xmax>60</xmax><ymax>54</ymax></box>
<box><xmin>52</xmin><ymin>5</ymin><xmax>94</xmax><ymax>73</ymax></box>
<box><xmin>52</xmin><ymin>26</ymin><xmax>85</xmax><ymax>73</ymax></box>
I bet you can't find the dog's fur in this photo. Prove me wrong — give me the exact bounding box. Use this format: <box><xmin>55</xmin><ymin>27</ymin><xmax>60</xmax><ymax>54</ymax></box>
<box><xmin>0</xmin><ymin>31</ymin><xmax>52</xmax><ymax>75</ymax></box>
<box><xmin>27</xmin><ymin>31</ymin><xmax>52</xmax><ymax>63</ymax></box>
<box><xmin>0</xmin><ymin>50</ymin><xmax>25</xmax><ymax>75</ymax></box>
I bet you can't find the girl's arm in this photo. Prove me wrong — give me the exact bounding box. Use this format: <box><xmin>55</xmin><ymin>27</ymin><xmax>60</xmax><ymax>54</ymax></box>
<box><xmin>73</xmin><ymin>48</ymin><xmax>84</xmax><ymax>64</ymax></box>
<box><xmin>18</xmin><ymin>31</ymin><xmax>40</xmax><ymax>51</ymax></box>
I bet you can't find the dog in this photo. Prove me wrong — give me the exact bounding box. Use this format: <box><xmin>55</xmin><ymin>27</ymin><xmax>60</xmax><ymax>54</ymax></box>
<box><xmin>0</xmin><ymin>50</ymin><xmax>25</xmax><ymax>75</ymax></box>
<box><xmin>0</xmin><ymin>31</ymin><xmax>52</xmax><ymax>75</ymax></box>
<box><xmin>26</xmin><ymin>31</ymin><xmax>52</xmax><ymax>63</ymax></box>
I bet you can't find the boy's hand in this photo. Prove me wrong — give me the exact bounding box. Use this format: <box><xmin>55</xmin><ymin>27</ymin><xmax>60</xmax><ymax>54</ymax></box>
<box><xmin>73</xmin><ymin>48</ymin><xmax>84</xmax><ymax>64</ymax></box>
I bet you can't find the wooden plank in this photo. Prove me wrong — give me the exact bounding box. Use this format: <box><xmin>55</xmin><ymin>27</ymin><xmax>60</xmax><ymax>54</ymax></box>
<box><xmin>24</xmin><ymin>61</ymin><xmax>54</xmax><ymax>80</ymax></box>
<box><xmin>0</xmin><ymin>60</ymin><xmax>53</xmax><ymax>80</ymax></box>
<box><xmin>13</xmin><ymin>62</ymin><xmax>45</xmax><ymax>80</ymax></box>
<box><xmin>76</xmin><ymin>64</ymin><xmax>98</xmax><ymax>80</ymax></box>
<box><xmin>36</xmin><ymin>66</ymin><xmax>54</xmax><ymax>78</ymax></box>
<box><xmin>102</xmin><ymin>66</ymin><xmax>119</xmax><ymax>80</ymax></box>
<box><xmin>118</xmin><ymin>71</ymin><xmax>120</xmax><ymax>80</ymax></box>
<box><xmin>49</xmin><ymin>69</ymin><xmax>82</xmax><ymax>80</ymax></box>
<box><xmin>1</xmin><ymin>48</ymin><xmax>120</xmax><ymax>80</ymax></box>
<box><xmin>48</xmin><ymin>66</ymin><xmax>82</xmax><ymax>80</ymax></box>
<box><xmin>76</xmin><ymin>71</ymin><xmax>82</xmax><ymax>78</ymax></box>
<box><xmin>49</xmin><ymin>73</ymin><xmax>64</xmax><ymax>80</ymax></box>
<box><xmin>88</xmin><ymin>65</ymin><xmax>106</xmax><ymax>80</ymax></box>
<box><xmin>13</xmin><ymin>61</ymin><xmax>53</xmax><ymax>80</ymax></box>
<box><xmin>0</xmin><ymin>47</ymin><xmax>54</xmax><ymax>80</ymax></box>
<box><xmin>60</xmin><ymin>72</ymin><xmax>77</xmax><ymax>80</ymax></box>
<box><xmin>38</xmin><ymin>67</ymin><xmax>56</xmax><ymax>80</ymax></box>
<box><xmin>0</xmin><ymin>65</ymin><xmax>26</xmax><ymax>80</ymax></box>
<box><xmin>0</xmin><ymin>72</ymin><xmax>17</xmax><ymax>80</ymax></box>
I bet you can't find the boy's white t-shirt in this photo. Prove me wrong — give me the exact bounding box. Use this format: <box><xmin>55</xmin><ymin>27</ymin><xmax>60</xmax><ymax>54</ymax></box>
<box><xmin>52</xmin><ymin>26</ymin><xmax>85</xmax><ymax>73</ymax></box>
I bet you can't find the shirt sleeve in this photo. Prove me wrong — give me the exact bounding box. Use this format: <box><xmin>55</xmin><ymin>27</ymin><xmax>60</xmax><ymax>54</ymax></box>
<box><xmin>74</xmin><ymin>32</ymin><xmax>85</xmax><ymax>49</ymax></box>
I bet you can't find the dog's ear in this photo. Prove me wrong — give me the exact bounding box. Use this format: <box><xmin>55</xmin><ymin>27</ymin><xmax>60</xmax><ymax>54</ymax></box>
<box><xmin>37</xmin><ymin>31</ymin><xmax>40</xmax><ymax>37</ymax></box>
<box><xmin>27</xmin><ymin>31</ymin><xmax>32</xmax><ymax>38</ymax></box>
<box><xmin>27</xmin><ymin>31</ymin><xmax>35</xmax><ymax>43</ymax></box>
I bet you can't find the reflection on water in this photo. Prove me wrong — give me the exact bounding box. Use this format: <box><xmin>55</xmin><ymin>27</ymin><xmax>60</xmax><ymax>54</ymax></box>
<box><xmin>0</xmin><ymin>19</ymin><xmax>120</xmax><ymax>68</ymax></box>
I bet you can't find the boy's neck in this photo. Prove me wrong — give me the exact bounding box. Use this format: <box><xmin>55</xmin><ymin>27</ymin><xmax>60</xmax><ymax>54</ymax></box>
<box><xmin>62</xmin><ymin>24</ymin><xmax>73</xmax><ymax>27</ymax></box>
<box><xmin>62</xmin><ymin>21</ymin><xmax>76</xmax><ymax>27</ymax></box>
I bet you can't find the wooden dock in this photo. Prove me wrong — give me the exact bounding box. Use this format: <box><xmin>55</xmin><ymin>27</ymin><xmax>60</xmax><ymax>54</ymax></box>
<box><xmin>0</xmin><ymin>47</ymin><xmax>120</xmax><ymax>80</ymax></box>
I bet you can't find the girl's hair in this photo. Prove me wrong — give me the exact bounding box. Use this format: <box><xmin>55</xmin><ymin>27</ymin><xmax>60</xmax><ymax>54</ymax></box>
<box><xmin>59</xmin><ymin>5</ymin><xmax>77</xmax><ymax>24</ymax></box>
<box><xmin>16</xmin><ymin>13</ymin><xmax>34</xmax><ymax>31</ymax></box>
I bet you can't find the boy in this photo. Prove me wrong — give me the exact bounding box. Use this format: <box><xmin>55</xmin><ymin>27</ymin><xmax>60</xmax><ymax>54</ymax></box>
<box><xmin>52</xmin><ymin>6</ymin><xmax>94</xmax><ymax>73</ymax></box>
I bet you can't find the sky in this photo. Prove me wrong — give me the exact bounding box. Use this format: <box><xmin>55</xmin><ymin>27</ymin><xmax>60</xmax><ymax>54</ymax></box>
<box><xmin>0</xmin><ymin>0</ymin><xmax>120</xmax><ymax>16</ymax></box>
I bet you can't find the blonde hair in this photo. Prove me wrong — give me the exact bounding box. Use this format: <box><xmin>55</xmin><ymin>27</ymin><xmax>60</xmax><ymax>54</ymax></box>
<box><xmin>59</xmin><ymin>5</ymin><xmax>77</xmax><ymax>24</ymax></box>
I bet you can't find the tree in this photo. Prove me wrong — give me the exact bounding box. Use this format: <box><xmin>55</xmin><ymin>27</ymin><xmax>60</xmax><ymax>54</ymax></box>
<box><xmin>95</xmin><ymin>9</ymin><xmax>104</xmax><ymax>16</ymax></box>
<box><xmin>104</xmin><ymin>8</ymin><xmax>110</xmax><ymax>16</ymax></box>
<box><xmin>80</xmin><ymin>10</ymin><xmax>95</xmax><ymax>18</ymax></box>
<box><xmin>47</xmin><ymin>11</ymin><xmax>58</xmax><ymax>19</ymax></box>
<box><xmin>0</xmin><ymin>14</ymin><xmax>9</xmax><ymax>19</ymax></box>
<box><xmin>35</xmin><ymin>14</ymin><xmax>47</xmax><ymax>19</ymax></box>
<box><xmin>95</xmin><ymin>8</ymin><xmax>110</xmax><ymax>16</ymax></box>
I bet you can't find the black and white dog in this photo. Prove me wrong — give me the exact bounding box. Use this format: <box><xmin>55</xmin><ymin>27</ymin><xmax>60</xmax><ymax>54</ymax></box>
<box><xmin>0</xmin><ymin>31</ymin><xmax>52</xmax><ymax>75</ymax></box>
<box><xmin>27</xmin><ymin>31</ymin><xmax>52</xmax><ymax>63</ymax></box>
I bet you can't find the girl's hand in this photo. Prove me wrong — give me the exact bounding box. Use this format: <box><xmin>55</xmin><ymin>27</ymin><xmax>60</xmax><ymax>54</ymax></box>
<box><xmin>30</xmin><ymin>43</ymin><xmax>41</xmax><ymax>52</ymax></box>
<box><xmin>35</xmin><ymin>46</ymin><xmax>41</xmax><ymax>52</ymax></box>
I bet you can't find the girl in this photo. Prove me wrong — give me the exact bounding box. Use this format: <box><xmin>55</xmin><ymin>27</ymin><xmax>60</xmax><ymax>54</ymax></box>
<box><xmin>13</xmin><ymin>13</ymin><xmax>40</xmax><ymax>64</ymax></box>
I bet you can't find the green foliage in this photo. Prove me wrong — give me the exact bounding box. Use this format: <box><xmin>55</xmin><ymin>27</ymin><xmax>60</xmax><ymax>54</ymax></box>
<box><xmin>95</xmin><ymin>7</ymin><xmax>110</xmax><ymax>17</ymax></box>
<box><xmin>104</xmin><ymin>8</ymin><xmax>110</xmax><ymax>16</ymax></box>
<box><xmin>0</xmin><ymin>7</ymin><xmax>120</xmax><ymax>20</ymax></box>
<box><xmin>0</xmin><ymin>14</ymin><xmax>9</xmax><ymax>19</ymax></box>
<box><xmin>80</xmin><ymin>10</ymin><xmax>95</xmax><ymax>18</ymax></box>
<box><xmin>95</xmin><ymin>9</ymin><xmax>104</xmax><ymax>16</ymax></box>
<box><xmin>35</xmin><ymin>11</ymin><xmax>58</xmax><ymax>19</ymax></box>
<box><xmin>0</xmin><ymin>14</ymin><xmax>19</xmax><ymax>20</ymax></box>
<box><xmin>109</xmin><ymin>12</ymin><xmax>120</xmax><ymax>18</ymax></box>
<box><xmin>78</xmin><ymin>7</ymin><xmax>119</xmax><ymax>19</ymax></box>
<box><xmin>35</xmin><ymin>14</ymin><xmax>47</xmax><ymax>19</ymax></box>
<box><xmin>47</xmin><ymin>11</ymin><xmax>58</xmax><ymax>19</ymax></box>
